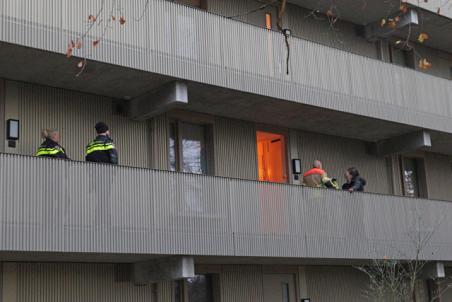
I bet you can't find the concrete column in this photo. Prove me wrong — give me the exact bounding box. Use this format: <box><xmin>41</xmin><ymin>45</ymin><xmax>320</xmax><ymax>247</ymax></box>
<box><xmin>4</xmin><ymin>81</ymin><xmax>20</xmax><ymax>154</ymax></box>
<box><xmin>2</xmin><ymin>263</ymin><xmax>18</xmax><ymax>302</ymax></box>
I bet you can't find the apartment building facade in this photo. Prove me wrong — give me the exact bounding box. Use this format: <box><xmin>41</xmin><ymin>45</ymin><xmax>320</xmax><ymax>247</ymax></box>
<box><xmin>0</xmin><ymin>0</ymin><xmax>452</xmax><ymax>301</ymax></box>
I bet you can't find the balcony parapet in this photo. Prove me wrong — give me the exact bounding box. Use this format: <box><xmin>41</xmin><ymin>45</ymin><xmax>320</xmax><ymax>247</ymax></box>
<box><xmin>0</xmin><ymin>153</ymin><xmax>451</xmax><ymax>261</ymax></box>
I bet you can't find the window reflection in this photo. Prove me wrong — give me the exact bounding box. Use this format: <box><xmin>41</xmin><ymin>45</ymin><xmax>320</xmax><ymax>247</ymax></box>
<box><xmin>169</xmin><ymin>121</ymin><xmax>208</xmax><ymax>175</ymax></box>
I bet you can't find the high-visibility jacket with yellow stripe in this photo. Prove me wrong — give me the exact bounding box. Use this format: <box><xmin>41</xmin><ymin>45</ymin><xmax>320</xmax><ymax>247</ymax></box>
<box><xmin>85</xmin><ymin>135</ymin><xmax>118</xmax><ymax>165</ymax></box>
<box><xmin>35</xmin><ymin>139</ymin><xmax>68</xmax><ymax>159</ymax></box>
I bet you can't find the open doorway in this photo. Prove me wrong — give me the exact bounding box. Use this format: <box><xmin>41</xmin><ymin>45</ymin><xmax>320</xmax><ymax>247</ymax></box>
<box><xmin>256</xmin><ymin>131</ymin><xmax>288</xmax><ymax>183</ymax></box>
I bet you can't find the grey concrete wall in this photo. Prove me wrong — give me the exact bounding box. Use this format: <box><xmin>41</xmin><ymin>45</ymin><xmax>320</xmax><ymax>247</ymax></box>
<box><xmin>297</xmin><ymin>130</ymin><xmax>392</xmax><ymax>194</ymax></box>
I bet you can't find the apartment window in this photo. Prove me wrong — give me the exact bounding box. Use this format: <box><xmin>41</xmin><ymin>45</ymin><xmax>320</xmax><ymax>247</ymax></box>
<box><xmin>265</xmin><ymin>13</ymin><xmax>272</xmax><ymax>30</ymax></box>
<box><xmin>257</xmin><ymin>131</ymin><xmax>288</xmax><ymax>183</ymax></box>
<box><xmin>174</xmin><ymin>275</ymin><xmax>215</xmax><ymax>302</ymax></box>
<box><xmin>401</xmin><ymin>156</ymin><xmax>428</xmax><ymax>198</ymax></box>
<box><xmin>169</xmin><ymin>121</ymin><xmax>212</xmax><ymax>175</ymax></box>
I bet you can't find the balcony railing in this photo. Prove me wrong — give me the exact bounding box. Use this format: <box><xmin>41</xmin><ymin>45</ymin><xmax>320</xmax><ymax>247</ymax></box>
<box><xmin>0</xmin><ymin>153</ymin><xmax>451</xmax><ymax>260</ymax></box>
<box><xmin>1</xmin><ymin>0</ymin><xmax>452</xmax><ymax>134</ymax></box>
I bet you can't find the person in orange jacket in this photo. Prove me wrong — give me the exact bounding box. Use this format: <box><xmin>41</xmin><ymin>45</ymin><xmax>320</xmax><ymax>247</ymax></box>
<box><xmin>302</xmin><ymin>160</ymin><xmax>338</xmax><ymax>189</ymax></box>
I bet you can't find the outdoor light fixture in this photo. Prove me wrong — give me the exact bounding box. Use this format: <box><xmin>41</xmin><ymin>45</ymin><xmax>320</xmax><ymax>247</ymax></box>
<box><xmin>292</xmin><ymin>159</ymin><xmax>302</xmax><ymax>181</ymax></box>
<box><xmin>7</xmin><ymin>119</ymin><xmax>19</xmax><ymax>140</ymax></box>
<box><xmin>301</xmin><ymin>299</ymin><xmax>311</xmax><ymax>302</ymax></box>
<box><xmin>292</xmin><ymin>159</ymin><xmax>301</xmax><ymax>175</ymax></box>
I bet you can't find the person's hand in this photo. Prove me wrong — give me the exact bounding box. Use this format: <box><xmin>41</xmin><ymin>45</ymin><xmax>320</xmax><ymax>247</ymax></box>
<box><xmin>348</xmin><ymin>188</ymin><xmax>354</xmax><ymax>193</ymax></box>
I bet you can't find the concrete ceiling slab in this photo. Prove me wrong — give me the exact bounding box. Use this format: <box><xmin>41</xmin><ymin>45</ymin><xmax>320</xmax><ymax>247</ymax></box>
<box><xmin>0</xmin><ymin>41</ymin><xmax>174</xmax><ymax>99</ymax></box>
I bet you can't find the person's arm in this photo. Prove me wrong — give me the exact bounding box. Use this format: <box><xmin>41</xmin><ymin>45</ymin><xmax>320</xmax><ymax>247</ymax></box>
<box><xmin>321</xmin><ymin>174</ymin><xmax>334</xmax><ymax>188</ymax></box>
<box><xmin>348</xmin><ymin>179</ymin><xmax>363</xmax><ymax>192</ymax></box>
<box><xmin>109</xmin><ymin>147</ymin><xmax>118</xmax><ymax>165</ymax></box>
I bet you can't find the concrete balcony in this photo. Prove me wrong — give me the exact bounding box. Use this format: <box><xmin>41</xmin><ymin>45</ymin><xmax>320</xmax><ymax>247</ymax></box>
<box><xmin>0</xmin><ymin>0</ymin><xmax>452</xmax><ymax>137</ymax></box>
<box><xmin>0</xmin><ymin>153</ymin><xmax>451</xmax><ymax>262</ymax></box>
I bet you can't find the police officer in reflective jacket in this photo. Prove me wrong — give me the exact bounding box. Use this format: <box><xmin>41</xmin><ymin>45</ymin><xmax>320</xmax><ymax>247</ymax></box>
<box><xmin>85</xmin><ymin>122</ymin><xmax>118</xmax><ymax>165</ymax></box>
<box><xmin>36</xmin><ymin>128</ymin><xmax>69</xmax><ymax>159</ymax></box>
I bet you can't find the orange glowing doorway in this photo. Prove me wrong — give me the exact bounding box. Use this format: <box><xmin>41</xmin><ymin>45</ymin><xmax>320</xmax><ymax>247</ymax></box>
<box><xmin>256</xmin><ymin>131</ymin><xmax>288</xmax><ymax>183</ymax></box>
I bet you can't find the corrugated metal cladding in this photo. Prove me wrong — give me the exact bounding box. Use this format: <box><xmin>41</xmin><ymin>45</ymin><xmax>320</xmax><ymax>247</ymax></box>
<box><xmin>213</xmin><ymin>117</ymin><xmax>257</xmax><ymax>180</ymax></box>
<box><xmin>1</xmin><ymin>153</ymin><xmax>452</xmax><ymax>260</ymax></box>
<box><xmin>424</xmin><ymin>152</ymin><xmax>452</xmax><ymax>201</ymax></box>
<box><xmin>220</xmin><ymin>265</ymin><xmax>264</xmax><ymax>302</ymax></box>
<box><xmin>297</xmin><ymin>130</ymin><xmax>392</xmax><ymax>195</ymax></box>
<box><xmin>14</xmin><ymin>263</ymin><xmax>163</xmax><ymax>302</ymax></box>
<box><xmin>305</xmin><ymin>266</ymin><xmax>429</xmax><ymax>302</ymax></box>
<box><xmin>1</xmin><ymin>0</ymin><xmax>452</xmax><ymax>134</ymax></box>
<box><xmin>9</xmin><ymin>81</ymin><xmax>151</xmax><ymax>168</ymax></box>
<box><xmin>150</xmin><ymin>114</ymin><xmax>169</xmax><ymax>170</ymax></box>
<box><xmin>285</xmin><ymin>3</ymin><xmax>380</xmax><ymax>59</ymax></box>
<box><xmin>305</xmin><ymin>266</ymin><xmax>369</xmax><ymax>302</ymax></box>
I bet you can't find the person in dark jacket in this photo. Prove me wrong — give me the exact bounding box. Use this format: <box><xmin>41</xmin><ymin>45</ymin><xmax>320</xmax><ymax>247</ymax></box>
<box><xmin>35</xmin><ymin>128</ymin><xmax>69</xmax><ymax>159</ymax></box>
<box><xmin>342</xmin><ymin>167</ymin><xmax>366</xmax><ymax>192</ymax></box>
<box><xmin>85</xmin><ymin>122</ymin><xmax>118</xmax><ymax>164</ymax></box>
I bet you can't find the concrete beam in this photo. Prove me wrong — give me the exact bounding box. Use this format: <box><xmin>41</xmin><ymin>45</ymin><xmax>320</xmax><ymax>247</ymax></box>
<box><xmin>133</xmin><ymin>256</ymin><xmax>195</xmax><ymax>285</ymax></box>
<box><xmin>129</xmin><ymin>81</ymin><xmax>188</xmax><ymax>121</ymax></box>
<box><xmin>365</xmin><ymin>9</ymin><xmax>419</xmax><ymax>41</ymax></box>
<box><xmin>369</xmin><ymin>130</ymin><xmax>431</xmax><ymax>156</ymax></box>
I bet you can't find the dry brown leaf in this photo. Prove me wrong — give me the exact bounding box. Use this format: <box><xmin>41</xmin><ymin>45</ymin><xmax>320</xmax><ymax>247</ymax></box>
<box><xmin>419</xmin><ymin>58</ymin><xmax>432</xmax><ymax>70</ymax></box>
<box><xmin>417</xmin><ymin>32</ymin><xmax>429</xmax><ymax>43</ymax></box>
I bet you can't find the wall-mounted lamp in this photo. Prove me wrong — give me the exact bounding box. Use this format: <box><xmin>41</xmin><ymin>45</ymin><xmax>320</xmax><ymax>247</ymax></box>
<box><xmin>7</xmin><ymin>119</ymin><xmax>19</xmax><ymax>140</ymax></box>
<box><xmin>301</xmin><ymin>299</ymin><xmax>311</xmax><ymax>302</ymax></box>
<box><xmin>292</xmin><ymin>159</ymin><xmax>302</xmax><ymax>181</ymax></box>
<box><xmin>7</xmin><ymin>119</ymin><xmax>19</xmax><ymax>148</ymax></box>
<box><xmin>292</xmin><ymin>159</ymin><xmax>302</xmax><ymax>175</ymax></box>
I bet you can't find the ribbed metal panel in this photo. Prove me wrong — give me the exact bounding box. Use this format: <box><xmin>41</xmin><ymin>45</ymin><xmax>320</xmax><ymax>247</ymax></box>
<box><xmin>0</xmin><ymin>263</ymin><xmax>3</xmax><ymax>302</ymax></box>
<box><xmin>0</xmin><ymin>153</ymin><xmax>452</xmax><ymax>260</ymax></box>
<box><xmin>158</xmin><ymin>281</ymin><xmax>173</xmax><ymax>302</ymax></box>
<box><xmin>16</xmin><ymin>263</ymin><xmax>155</xmax><ymax>302</ymax></box>
<box><xmin>150</xmin><ymin>114</ymin><xmax>169</xmax><ymax>170</ymax></box>
<box><xmin>220</xmin><ymin>265</ymin><xmax>264</xmax><ymax>302</ymax></box>
<box><xmin>10</xmin><ymin>81</ymin><xmax>150</xmax><ymax>168</ymax></box>
<box><xmin>286</xmin><ymin>3</ymin><xmax>379</xmax><ymax>59</ymax></box>
<box><xmin>0</xmin><ymin>79</ymin><xmax>5</xmax><ymax>153</ymax></box>
<box><xmin>213</xmin><ymin>117</ymin><xmax>257</xmax><ymax>180</ymax></box>
<box><xmin>297</xmin><ymin>130</ymin><xmax>392</xmax><ymax>194</ymax></box>
<box><xmin>1</xmin><ymin>0</ymin><xmax>452</xmax><ymax>134</ymax></box>
<box><xmin>0</xmin><ymin>153</ymin><xmax>233</xmax><ymax>256</ymax></box>
<box><xmin>305</xmin><ymin>266</ymin><xmax>369</xmax><ymax>302</ymax></box>
<box><xmin>424</xmin><ymin>152</ymin><xmax>452</xmax><ymax>201</ymax></box>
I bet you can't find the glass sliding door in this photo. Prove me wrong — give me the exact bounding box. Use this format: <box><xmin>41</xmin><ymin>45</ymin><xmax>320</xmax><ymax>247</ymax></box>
<box><xmin>169</xmin><ymin>121</ymin><xmax>210</xmax><ymax>175</ymax></box>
